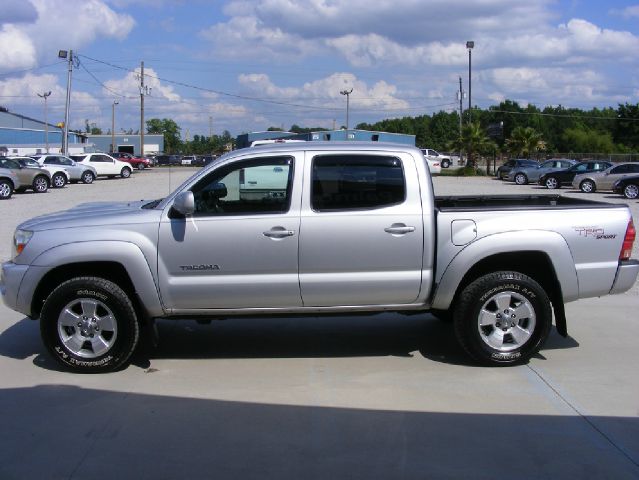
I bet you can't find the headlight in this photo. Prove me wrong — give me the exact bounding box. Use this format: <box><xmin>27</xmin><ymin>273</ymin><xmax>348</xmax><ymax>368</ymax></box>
<box><xmin>13</xmin><ymin>229</ymin><xmax>33</xmax><ymax>258</ymax></box>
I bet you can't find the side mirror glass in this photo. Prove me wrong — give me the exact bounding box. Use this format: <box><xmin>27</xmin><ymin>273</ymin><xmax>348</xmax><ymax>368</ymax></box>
<box><xmin>172</xmin><ymin>191</ymin><xmax>195</xmax><ymax>216</ymax></box>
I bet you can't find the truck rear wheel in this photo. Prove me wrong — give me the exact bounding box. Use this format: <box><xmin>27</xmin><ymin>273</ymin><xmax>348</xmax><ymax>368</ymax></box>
<box><xmin>453</xmin><ymin>271</ymin><xmax>551</xmax><ymax>366</ymax></box>
<box><xmin>40</xmin><ymin>277</ymin><xmax>139</xmax><ymax>373</ymax></box>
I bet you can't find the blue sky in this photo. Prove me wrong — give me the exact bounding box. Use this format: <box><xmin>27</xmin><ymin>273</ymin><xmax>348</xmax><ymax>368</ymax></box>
<box><xmin>1</xmin><ymin>0</ymin><xmax>638</xmax><ymax>138</ymax></box>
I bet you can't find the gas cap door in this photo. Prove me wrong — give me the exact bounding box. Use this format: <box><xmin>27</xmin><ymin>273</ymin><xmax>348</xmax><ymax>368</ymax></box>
<box><xmin>451</xmin><ymin>219</ymin><xmax>477</xmax><ymax>246</ymax></box>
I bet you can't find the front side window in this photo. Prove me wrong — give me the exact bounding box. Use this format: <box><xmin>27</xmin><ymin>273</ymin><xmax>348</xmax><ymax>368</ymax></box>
<box><xmin>311</xmin><ymin>155</ymin><xmax>405</xmax><ymax>211</ymax></box>
<box><xmin>191</xmin><ymin>156</ymin><xmax>293</xmax><ymax>216</ymax></box>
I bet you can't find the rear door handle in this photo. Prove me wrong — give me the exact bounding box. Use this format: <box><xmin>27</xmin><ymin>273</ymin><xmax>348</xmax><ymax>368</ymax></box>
<box><xmin>263</xmin><ymin>226</ymin><xmax>295</xmax><ymax>239</ymax></box>
<box><xmin>384</xmin><ymin>224</ymin><xmax>415</xmax><ymax>235</ymax></box>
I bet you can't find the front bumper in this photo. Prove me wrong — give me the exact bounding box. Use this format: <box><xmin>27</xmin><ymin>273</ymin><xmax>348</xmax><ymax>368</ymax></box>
<box><xmin>1</xmin><ymin>261</ymin><xmax>30</xmax><ymax>316</ymax></box>
<box><xmin>610</xmin><ymin>259</ymin><xmax>639</xmax><ymax>295</ymax></box>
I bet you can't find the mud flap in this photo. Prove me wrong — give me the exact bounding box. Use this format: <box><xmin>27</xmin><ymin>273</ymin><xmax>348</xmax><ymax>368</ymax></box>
<box><xmin>552</xmin><ymin>299</ymin><xmax>568</xmax><ymax>337</ymax></box>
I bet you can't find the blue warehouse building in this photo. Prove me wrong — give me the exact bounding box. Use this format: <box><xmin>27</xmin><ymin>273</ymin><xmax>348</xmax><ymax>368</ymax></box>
<box><xmin>87</xmin><ymin>134</ymin><xmax>164</xmax><ymax>156</ymax></box>
<box><xmin>236</xmin><ymin>129</ymin><xmax>416</xmax><ymax>149</ymax></box>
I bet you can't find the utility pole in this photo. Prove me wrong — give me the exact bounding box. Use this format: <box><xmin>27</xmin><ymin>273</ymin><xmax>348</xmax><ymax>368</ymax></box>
<box><xmin>340</xmin><ymin>88</ymin><xmax>353</xmax><ymax>131</ymax></box>
<box><xmin>37</xmin><ymin>91</ymin><xmax>51</xmax><ymax>153</ymax></box>
<box><xmin>139</xmin><ymin>61</ymin><xmax>145</xmax><ymax>157</ymax></box>
<box><xmin>466</xmin><ymin>41</ymin><xmax>474</xmax><ymax>124</ymax></box>
<box><xmin>111</xmin><ymin>100</ymin><xmax>119</xmax><ymax>153</ymax></box>
<box><xmin>209</xmin><ymin>115</ymin><xmax>213</xmax><ymax>138</ymax></box>
<box><xmin>457</xmin><ymin>77</ymin><xmax>463</xmax><ymax>137</ymax></box>
<box><xmin>58</xmin><ymin>49</ymin><xmax>75</xmax><ymax>155</ymax></box>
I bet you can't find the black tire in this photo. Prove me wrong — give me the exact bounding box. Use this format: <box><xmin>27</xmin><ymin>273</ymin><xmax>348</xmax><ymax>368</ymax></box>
<box><xmin>52</xmin><ymin>172</ymin><xmax>67</xmax><ymax>188</ymax></box>
<box><xmin>544</xmin><ymin>176</ymin><xmax>560</xmax><ymax>189</ymax></box>
<box><xmin>441</xmin><ymin>159</ymin><xmax>450</xmax><ymax>169</ymax></box>
<box><xmin>32</xmin><ymin>175</ymin><xmax>49</xmax><ymax>193</ymax></box>
<box><xmin>453</xmin><ymin>271</ymin><xmax>552</xmax><ymax>366</ymax></box>
<box><xmin>40</xmin><ymin>277</ymin><xmax>139</xmax><ymax>373</ymax></box>
<box><xmin>137</xmin><ymin>163</ymin><xmax>145</xmax><ymax>170</ymax></box>
<box><xmin>579</xmin><ymin>179</ymin><xmax>595</xmax><ymax>193</ymax></box>
<box><xmin>0</xmin><ymin>179</ymin><xmax>13</xmax><ymax>199</ymax></box>
<box><xmin>81</xmin><ymin>171</ymin><xmax>95</xmax><ymax>184</ymax></box>
<box><xmin>514</xmin><ymin>173</ymin><xmax>528</xmax><ymax>185</ymax></box>
<box><xmin>121</xmin><ymin>167</ymin><xmax>131</xmax><ymax>178</ymax></box>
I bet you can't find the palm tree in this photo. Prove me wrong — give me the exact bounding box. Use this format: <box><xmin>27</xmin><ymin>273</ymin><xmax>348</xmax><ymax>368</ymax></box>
<box><xmin>449</xmin><ymin>122</ymin><xmax>496</xmax><ymax>168</ymax></box>
<box><xmin>506</xmin><ymin>126</ymin><xmax>546</xmax><ymax>158</ymax></box>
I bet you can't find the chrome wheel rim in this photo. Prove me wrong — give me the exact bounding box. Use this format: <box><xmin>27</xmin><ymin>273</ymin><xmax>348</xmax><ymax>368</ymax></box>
<box><xmin>82</xmin><ymin>172</ymin><xmax>94</xmax><ymax>183</ymax></box>
<box><xmin>581</xmin><ymin>181</ymin><xmax>594</xmax><ymax>193</ymax></box>
<box><xmin>477</xmin><ymin>290</ymin><xmax>536</xmax><ymax>352</ymax></box>
<box><xmin>0</xmin><ymin>182</ymin><xmax>11</xmax><ymax>198</ymax></box>
<box><xmin>34</xmin><ymin>177</ymin><xmax>47</xmax><ymax>192</ymax></box>
<box><xmin>57</xmin><ymin>298</ymin><xmax>118</xmax><ymax>358</ymax></box>
<box><xmin>53</xmin><ymin>174</ymin><xmax>65</xmax><ymax>188</ymax></box>
<box><xmin>515</xmin><ymin>174</ymin><xmax>526</xmax><ymax>185</ymax></box>
<box><xmin>545</xmin><ymin>177</ymin><xmax>558</xmax><ymax>189</ymax></box>
<box><xmin>137</xmin><ymin>164</ymin><xmax>145</xmax><ymax>170</ymax></box>
<box><xmin>122</xmin><ymin>168</ymin><xmax>130</xmax><ymax>178</ymax></box>
<box><xmin>624</xmin><ymin>184</ymin><xmax>638</xmax><ymax>199</ymax></box>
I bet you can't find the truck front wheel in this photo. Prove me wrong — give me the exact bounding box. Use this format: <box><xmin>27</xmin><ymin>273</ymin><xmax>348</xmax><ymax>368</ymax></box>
<box><xmin>40</xmin><ymin>277</ymin><xmax>139</xmax><ymax>373</ymax></box>
<box><xmin>453</xmin><ymin>271</ymin><xmax>552</xmax><ymax>366</ymax></box>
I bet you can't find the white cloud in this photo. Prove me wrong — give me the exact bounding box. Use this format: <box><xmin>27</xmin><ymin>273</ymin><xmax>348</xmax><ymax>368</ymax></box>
<box><xmin>104</xmin><ymin>67</ymin><xmax>181</xmax><ymax>102</ymax></box>
<box><xmin>0</xmin><ymin>0</ymin><xmax>134</xmax><ymax>73</ymax></box>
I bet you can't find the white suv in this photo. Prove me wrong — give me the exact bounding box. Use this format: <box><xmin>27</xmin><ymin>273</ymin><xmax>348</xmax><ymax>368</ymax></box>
<box><xmin>70</xmin><ymin>153</ymin><xmax>133</xmax><ymax>179</ymax></box>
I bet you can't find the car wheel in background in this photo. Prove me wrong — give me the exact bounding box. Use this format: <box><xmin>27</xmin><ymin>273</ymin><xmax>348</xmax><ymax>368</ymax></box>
<box><xmin>623</xmin><ymin>183</ymin><xmax>639</xmax><ymax>199</ymax></box>
<box><xmin>441</xmin><ymin>159</ymin><xmax>451</xmax><ymax>168</ymax></box>
<box><xmin>52</xmin><ymin>172</ymin><xmax>67</xmax><ymax>188</ymax></box>
<box><xmin>453</xmin><ymin>271</ymin><xmax>552</xmax><ymax>366</ymax></box>
<box><xmin>137</xmin><ymin>163</ymin><xmax>145</xmax><ymax>170</ymax></box>
<box><xmin>121</xmin><ymin>167</ymin><xmax>131</xmax><ymax>178</ymax></box>
<box><xmin>579</xmin><ymin>180</ymin><xmax>595</xmax><ymax>193</ymax></box>
<box><xmin>81</xmin><ymin>171</ymin><xmax>95</xmax><ymax>184</ymax></box>
<box><xmin>544</xmin><ymin>176</ymin><xmax>560</xmax><ymax>189</ymax></box>
<box><xmin>514</xmin><ymin>173</ymin><xmax>528</xmax><ymax>185</ymax></box>
<box><xmin>33</xmin><ymin>175</ymin><xmax>49</xmax><ymax>193</ymax></box>
<box><xmin>0</xmin><ymin>179</ymin><xmax>13</xmax><ymax>199</ymax></box>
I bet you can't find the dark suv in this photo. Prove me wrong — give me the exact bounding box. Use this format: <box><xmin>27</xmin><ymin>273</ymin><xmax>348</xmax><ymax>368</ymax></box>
<box><xmin>155</xmin><ymin>155</ymin><xmax>182</xmax><ymax>166</ymax></box>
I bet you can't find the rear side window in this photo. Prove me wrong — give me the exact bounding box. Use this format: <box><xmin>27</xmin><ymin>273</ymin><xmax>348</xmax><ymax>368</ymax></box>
<box><xmin>311</xmin><ymin>155</ymin><xmax>405</xmax><ymax>211</ymax></box>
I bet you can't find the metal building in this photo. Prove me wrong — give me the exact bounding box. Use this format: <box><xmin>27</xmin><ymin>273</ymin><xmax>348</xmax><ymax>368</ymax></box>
<box><xmin>86</xmin><ymin>134</ymin><xmax>164</xmax><ymax>156</ymax></box>
<box><xmin>236</xmin><ymin>129</ymin><xmax>416</xmax><ymax>149</ymax></box>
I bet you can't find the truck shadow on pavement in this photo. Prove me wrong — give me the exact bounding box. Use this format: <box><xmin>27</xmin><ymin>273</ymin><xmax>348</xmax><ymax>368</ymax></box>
<box><xmin>0</xmin><ymin>314</ymin><xmax>579</xmax><ymax>372</ymax></box>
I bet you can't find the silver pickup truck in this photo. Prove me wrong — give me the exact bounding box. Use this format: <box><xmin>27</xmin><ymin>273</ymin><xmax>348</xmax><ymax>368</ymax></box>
<box><xmin>2</xmin><ymin>143</ymin><xmax>638</xmax><ymax>373</ymax></box>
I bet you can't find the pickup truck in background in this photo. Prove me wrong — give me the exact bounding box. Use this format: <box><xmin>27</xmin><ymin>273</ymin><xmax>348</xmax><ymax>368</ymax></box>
<box><xmin>2</xmin><ymin>142</ymin><xmax>638</xmax><ymax>373</ymax></box>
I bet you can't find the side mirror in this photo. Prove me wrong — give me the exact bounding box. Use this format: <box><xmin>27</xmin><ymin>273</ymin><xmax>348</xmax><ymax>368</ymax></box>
<box><xmin>172</xmin><ymin>191</ymin><xmax>195</xmax><ymax>216</ymax></box>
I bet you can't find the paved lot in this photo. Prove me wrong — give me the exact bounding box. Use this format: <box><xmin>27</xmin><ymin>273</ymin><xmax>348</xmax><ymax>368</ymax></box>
<box><xmin>0</xmin><ymin>167</ymin><xmax>638</xmax><ymax>479</ymax></box>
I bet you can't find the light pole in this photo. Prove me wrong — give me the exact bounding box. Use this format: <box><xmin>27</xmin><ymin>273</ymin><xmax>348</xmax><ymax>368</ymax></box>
<box><xmin>58</xmin><ymin>49</ymin><xmax>74</xmax><ymax>154</ymax></box>
<box><xmin>111</xmin><ymin>100</ymin><xmax>119</xmax><ymax>153</ymax></box>
<box><xmin>466</xmin><ymin>41</ymin><xmax>474</xmax><ymax>124</ymax></box>
<box><xmin>340</xmin><ymin>88</ymin><xmax>353</xmax><ymax>131</ymax></box>
<box><xmin>37</xmin><ymin>91</ymin><xmax>51</xmax><ymax>153</ymax></box>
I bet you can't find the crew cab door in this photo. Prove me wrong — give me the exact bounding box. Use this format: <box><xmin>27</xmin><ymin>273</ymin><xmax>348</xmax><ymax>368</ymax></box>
<box><xmin>157</xmin><ymin>154</ymin><xmax>302</xmax><ymax>310</ymax></box>
<box><xmin>298</xmin><ymin>151</ymin><xmax>424</xmax><ymax>306</ymax></box>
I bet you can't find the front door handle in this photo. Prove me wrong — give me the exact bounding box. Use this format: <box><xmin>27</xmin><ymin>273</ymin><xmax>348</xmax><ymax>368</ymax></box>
<box><xmin>263</xmin><ymin>226</ymin><xmax>295</xmax><ymax>239</ymax></box>
<box><xmin>384</xmin><ymin>224</ymin><xmax>415</xmax><ymax>235</ymax></box>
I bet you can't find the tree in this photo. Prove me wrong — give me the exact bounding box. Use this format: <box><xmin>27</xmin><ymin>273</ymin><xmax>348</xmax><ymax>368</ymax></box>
<box><xmin>562</xmin><ymin>127</ymin><xmax>615</xmax><ymax>153</ymax></box>
<box><xmin>147</xmin><ymin>118</ymin><xmax>182</xmax><ymax>153</ymax></box>
<box><xmin>448</xmin><ymin>122</ymin><xmax>496</xmax><ymax>168</ymax></box>
<box><xmin>505</xmin><ymin>127</ymin><xmax>546</xmax><ymax>158</ymax></box>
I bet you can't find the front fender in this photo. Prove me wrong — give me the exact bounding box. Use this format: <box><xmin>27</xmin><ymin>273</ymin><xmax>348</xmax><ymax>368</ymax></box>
<box><xmin>19</xmin><ymin>241</ymin><xmax>163</xmax><ymax>317</ymax></box>
<box><xmin>431</xmin><ymin>230</ymin><xmax>579</xmax><ymax>310</ymax></box>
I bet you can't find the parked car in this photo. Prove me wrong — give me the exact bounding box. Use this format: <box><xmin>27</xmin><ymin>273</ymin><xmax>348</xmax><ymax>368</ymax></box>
<box><xmin>0</xmin><ymin>167</ymin><xmax>19</xmax><ymax>199</ymax></box>
<box><xmin>155</xmin><ymin>154</ymin><xmax>182</xmax><ymax>166</ymax></box>
<box><xmin>507</xmin><ymin>158</ymin><xmax>576</xmax><ymax>185</ymax></box>
<box><xmin>421</xmin><ymin>148</ymin><xmax>452</xmax><ymax>168</ymax></box>
<box><xmin>32</xmin><ymin>154</ymin><xmax>97</xmax><ymax>184</ymax></box>
<box><xmin>539</xmin><ymin>161</ymin><xmax>613</xmax><ymax>189</ymax></box>
<box><xmin>572</xmin><ymin>162</ymin><xmax>639</xmax><ymax>193</ymax></box>
<box><xmin>202</xmin><ymin>155</ymin><xmax>217</xmax><ymax>166</ymax></box>
<box><xmin>112</xmin><ymin>152</ymin><xmax>153</xmax><ymax>170</ymax></box>
<box><xmin>612</xmin><ymin>175</ymin><xmax>639</xmax><ymax>199</ymax></box>
<box><xmin>496</xmin><ymin>159</ymin><xmax>539</xmax><ymax>180</ymax></box>
<box><xmin>423</xmin><ymin>154</ymin><xmax>441</xmax><ymax>175</ymax></box>
<box><xmin>69</xmin><ymin>153</ymin><xmax>132</xmax><ymax>179</ymax></box>
<box><xmin>0</xmin><ymin>157</ymin><xmax>50</xmax><ymax>193</ymax></box>
<box><xmin>181</xmin><ymin>155</ymin><xmax>198</xmax><ymax>166</ymax></box>
<box><xmin>12</xmin><ymin>157</ymin><xmax>69</xmax><ymax>188</ymax></box>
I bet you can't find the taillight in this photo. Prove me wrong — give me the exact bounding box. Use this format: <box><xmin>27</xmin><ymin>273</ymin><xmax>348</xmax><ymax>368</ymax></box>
<box><xmin>620</xmin><ymin>219</ymin><xmax>636</xmax><ymax>261</ymax></box>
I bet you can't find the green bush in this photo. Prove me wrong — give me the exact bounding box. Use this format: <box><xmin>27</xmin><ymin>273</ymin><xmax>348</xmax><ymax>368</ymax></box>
<box><xmin>452</xmin><ymin>166</ymin><xmax>487</xmax><ymax>176</ymax></box>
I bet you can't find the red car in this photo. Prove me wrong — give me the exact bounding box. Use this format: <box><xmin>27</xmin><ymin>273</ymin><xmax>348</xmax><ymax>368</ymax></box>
<box><xmin>111</xmin><ymin>152</ymin><xmax>152</xmax><ymax>170</ymax></box>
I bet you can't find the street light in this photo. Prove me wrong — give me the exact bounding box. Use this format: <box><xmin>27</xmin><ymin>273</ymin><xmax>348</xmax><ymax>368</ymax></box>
<box><xmin>466</xmin><ymin>41</ymin><xmax>474</xmax><ymax>124</ymax></box>
<box><xmin>340</xmin><ymin>88</ymin><xmax>353</xmax><ymax>131</ymax></box>
<box><xmin>111</xmin><ymin>100</ymin><xmax>119</xmax><ymax>153</ymax></box>
<box><xmin>58</xmin><ymin>49</ymin><xmax>74</xmax><ymax>154</ymax></box>
<box><xmin>37</xmin><ymin>91</ymin><xmax>51</xmax><ymax>153</ymax></box>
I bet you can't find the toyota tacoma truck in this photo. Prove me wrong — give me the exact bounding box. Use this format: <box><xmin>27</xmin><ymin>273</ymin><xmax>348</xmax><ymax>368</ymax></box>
<box><xmin>2</xmin><ymin>142</ymin><xmax>638</xmax><ymax>373</ymax></box>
